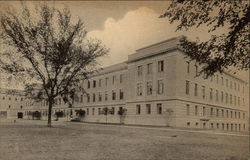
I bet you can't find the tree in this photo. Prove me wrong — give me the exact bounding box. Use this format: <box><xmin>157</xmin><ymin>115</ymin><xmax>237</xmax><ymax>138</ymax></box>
<box><xmin>0</xmin><ymin>3</ymin><xmax>108</xmax><ymax>127</ymax></box>
<box><xmin>160</xmin><ymin>0</ymin><xmax>249</xmax><ymax>77</ymax></box>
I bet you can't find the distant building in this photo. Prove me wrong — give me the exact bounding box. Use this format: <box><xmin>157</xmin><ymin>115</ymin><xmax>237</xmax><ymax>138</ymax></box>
<box><xmin>7</xmin><ymin>37</ymin><xmax>249</xmax><ymax>132</ymax></box>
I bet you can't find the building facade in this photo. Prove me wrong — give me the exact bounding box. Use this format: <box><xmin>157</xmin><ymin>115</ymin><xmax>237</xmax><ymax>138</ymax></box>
<box><xmin>6</xmin><ymin>37</ymin><xmax>249</xmax><ymax>132</ymax></box>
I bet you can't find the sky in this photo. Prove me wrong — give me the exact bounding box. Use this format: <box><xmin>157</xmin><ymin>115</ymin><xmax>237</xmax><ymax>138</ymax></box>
<box><xmin>0</xmin><ymin>1</ymin><xmax>248</xmax><ymax>88</ymax></box>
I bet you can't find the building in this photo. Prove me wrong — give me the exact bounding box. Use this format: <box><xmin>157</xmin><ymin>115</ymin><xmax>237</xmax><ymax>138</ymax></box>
<box><xmin>7</xmin><ymin>36</ymin><xmax>249</xmax><ymax>132</ymax></box>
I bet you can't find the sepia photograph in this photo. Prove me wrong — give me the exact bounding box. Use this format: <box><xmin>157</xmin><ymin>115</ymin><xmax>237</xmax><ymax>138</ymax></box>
<box><xmin>0</xmin><ymin>1</ymin><xmax>249</xmax><ymax>160</ymax></box>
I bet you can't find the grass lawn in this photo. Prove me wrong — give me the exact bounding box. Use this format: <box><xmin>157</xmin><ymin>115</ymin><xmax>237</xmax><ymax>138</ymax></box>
<box><xmin>0</xmin><ymin>119</ymin><xmax>249</xmax><ymax>160</ymax></box>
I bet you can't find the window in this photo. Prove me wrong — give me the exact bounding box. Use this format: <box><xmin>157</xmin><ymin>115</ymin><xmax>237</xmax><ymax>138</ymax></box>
<box><xmin>112</xmin><ymin>90</ymin><xmax>116</xmax><ymax>100</ymax></box>
<box><xmin>120</xmin><ymin>74</ymin><xmax>123</xmax><ymax>83</ymax></box>
<box><xmin>194</xmin><ymin>83</ymin><xmax>198</xmax><ymax>96</ymax></box>
<box><xmin>230</xmin><ymin>95</ymin><xmax>232</xmax><ymax>104</ymax></box>
<box><xmin>243</xmin><ymin>113</ymin><xmax>245</xmax><ymax>119</ymax></box>
<box><xmin>230</xmin><ymin>81</ymin><xmax>232</xmax><ymax>89</ymax></box>
<box><xmin>87</xmin><ymin>108</ymin><xmax>89</xmax><ymax>115</ymax></box>
<box><xmin>222</xmin><ymin>109</ymin><xmax>224</xmax><ymax>117</ymax></box>
<box><xmin>147</xmin><ymin>81</ymin><xmax>153</xmax><ymax>95</ymax></box>
<box><xmin>110</xmin><ymin>107</ymin><xmax>115</xmax><ymax>115</ymax></box>
<box><xmin>225</xmin><ymin>93</ymin><xmax>228</xmax><ymax>103</ymax></box>
<box><xmin>221</xmin><ymin>77</ymin><xmax>224</xmax><ymax>85</ymax></box>
<box><xmin>137</xmin><ymin>65</ymin><xmax>142</xmax><ymax>76</ymax></box>
<box><xmin>226</xmin><ymin>110</ymin><xmax>229</xmax><ymax>118</ymax></box>
<box><xmin>92</xmin><ymin>93</ymin><xmax>96</xmax><ymax>102</ymax></box>
<box><xmin>186</xmin><ymin>80</ymin><xmax>190</xmax><ymax>95</ymax></box>
<box><xmin>195</xmin><ymin>105</ymin><xmax>198</xmax><ymax>116</ymax></box>
<box><xmin>105</xmin><ymin>91</ymin><xmax>108</xmax><ymax>101</ymax></box>
<box><xmin>210</xmin><ymin>108</ymin><xmax>213</xmax><ymax>116</ymax></box>
<box><xmin>137</xmin><ymin>83</ymin><xmax>143</xmax><ymax>96</ymax></box>
<box><xmin>226</xmin><ymin>79</ymin><xmax>228</xmax><ymax>87</ymax></box>
<box><xmin>186</xmin><ymin>104</ymin><xmax>190</xmax><ymax>115</ymax></box>
<box><xmin>105</xmin><ymin>77</ymin><xmax>109</xmax><ymax>86</ymax></box>
<box><xmin>146</xmin><ymin>104</ymin><xmax>151</xmax><ymax>114</ymax></box>
<box><xmin>238</xmin><ymin>97</ymin><xmax>240</xmax><ymax>105</ymax></box>
<box><xmin>209</xmin><ymin>88</ymin><xmax>213</xmax><ymax>100</ymax></box>
<box><xmin>158</xmin><ymin>60</ymin><xmax>164</xmax><ymax>72</ymax></box>
<box><xmin>202</xmin><ymin>86</ymin><xmax>205</xmax><ymax>99</ymax></box>
<box><xmin>87</xmin><ymin>81</ymin><xmax>91</xmax><ymax>88</ymax></box>
<box><xmin>203</xmin><ymin>106</ymin><xmax>206</xmax><ymax>116</ymax></box>
<box><xmin>234</xmin><ymin>82</ymin><xmax>236</xmax><ymax>90</ymax></box>
<box><xmin>230</xmin><ymin>111</ymin><xmax>233</xmax><ymax>118</ymax></box>
<box><xmin>80</xmin><ymin>95</ymin><xmax>83</xmax><ymax>103</ymax></box>
<box><xmin>221</xmin><ymin>91</ymin><xmax>224</xmax><ymax>102</ymax></box>
<box><xmin>92</xmin><ymin>108</ymin><xmax>95</xmax><ymax>115</ymax></box>
<box><xmin>98</xmin><ymin>93</ymin><xmax>102</xmax><ymax>102</ymax></box>
<box><xmin>195</xmin><ymin>65</ymin><xmax>198</xmax><ymax>76</ymax></box>
<box><xmin>157</xmin><ymin>104</ymin><xmax>162</xmax><ymax>114</ymax></box>
<box><xmin>216</xmin><ymin>109</ymin><xmax>219</xmax><ymax>117</ymax></box>
<box><xmin>119</xmin><ymin>89</ymin><xmax>124</xmax><ymax>100</ymax></box>
<box><xmin>147</xmin><ymin>63</ymin><xmax>152</xmax><ymax>74</ymax></box>
<box><xmin>98</xmin><ymin>108</ymin><xmax>101</xmax><ymax>115</ymax></box>
<box><xmin>234</xmin><ymin>96</ymin><xmax>236</xmax><ymax>105</ymax></box>
<box><xmin>93</xmin><ymin>80</ymin><xmax>96</xmax><ymax>88</ymax></box>
<box><xmin>136</xmin><ymin>104</ymin><xmax>141</xmax><ymax>114</ymax></box>
<box><xmin>215</xmin><ymin>90</ymin><xmax>218</xmax><ymax>101</ymax></box>
<box><xmin>238</xmin><ymin>112</ymin><xmax>240</xmax><ymax>119</ymax></box>
<box><xmin>186</xmin><ymin>61</ymin><xmax>190</xmax><ymax>73</ymax></box>
<box><xmin>112</xmin><ymin>76</ymin><xmax>116</xmax><ymax>85</ymax></box>
<box><xmin>99</xmin><ymin>79</ymin><xmax>102</xmax><ymax>87</ymax></box>
<box><xmin>157</xmin><ymin>80</ymin><xmax>164</xmax><ymax>94</ymax></box>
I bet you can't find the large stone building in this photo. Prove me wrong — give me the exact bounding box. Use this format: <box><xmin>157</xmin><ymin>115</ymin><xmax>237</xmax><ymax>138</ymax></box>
<box><xmin>6</xmin><ymin>37</ymin><xmax>249</xmax><ymax>132</ymax></box>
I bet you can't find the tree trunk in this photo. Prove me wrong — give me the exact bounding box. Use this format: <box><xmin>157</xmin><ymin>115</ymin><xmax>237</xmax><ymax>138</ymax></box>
<box><xmin>47</xmin><ymin>100</ymin><xmax>53</xmax><ymax>127</ymax></box>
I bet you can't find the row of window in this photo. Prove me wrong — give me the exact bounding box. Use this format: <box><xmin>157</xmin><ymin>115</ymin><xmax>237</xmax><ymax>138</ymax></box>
<box><xmin>87</xmin><ymin>74</ymin><xmax>124</xmax><ymax>89</ymax></box>
<box><xmin>2</xmin><ymin>96</ymin><xmax>24</xmax><ymax>101</ymax></box>
<box><xmin>187</xmin><ymin>121</ymin><xmax>246</xmax><ymax>131</ymax></box>
<box><xmin>137</xmin><ymin>80</ymin><xmax>164</xmax><ymax>96</ymax></box>
<box><xmin>185</xmin><ymin>80</ymin><xmax>245</xmax><ymax>106</ymax></box>
<box><xmin>186</xmin><ymin>62</ymin><xmax>245</xmax><ymax>93</ymax></box>
<box><xmin>137</xmin><ymin>60</ymin><xmax>164</xmax><ymax>76</ymax></box>
<box><xmin>186</xmin><ymin>104</ymin><xmax>246</xmax><ymax>119</ymax></box>
<box><xmin>86</xmin><ymin>90</ymin><xmax>124</xmax><ymax>103</ymax></box>
<box><xmin>135</xmin><ymin>104</ymin><xmax>163</xmax><ymax>115</ymax></box>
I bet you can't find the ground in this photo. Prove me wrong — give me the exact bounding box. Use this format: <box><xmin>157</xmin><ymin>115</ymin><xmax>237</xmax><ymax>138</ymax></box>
<box><xmin>0</xmin><ymin>119</ymin><xmax>249</xmax><ymax>160</ymax></box>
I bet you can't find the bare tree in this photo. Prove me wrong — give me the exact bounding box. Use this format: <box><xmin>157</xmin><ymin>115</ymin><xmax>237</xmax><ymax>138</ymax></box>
<box><xmin>160</xmin><ymin>0</ymin><xmax>249</xmax><ymax>77</ymax></box>
<box><xmin>0</xmin><ymin>3</ymin><xmax>108</xmax><ymax>127</ymax></box>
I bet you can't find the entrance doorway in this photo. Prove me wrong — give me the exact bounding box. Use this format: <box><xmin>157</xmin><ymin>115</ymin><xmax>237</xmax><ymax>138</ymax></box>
<box><xmin>17</xmin><ymin>112</ymin><xmax>23</xmax><ymax>119</ymax></box>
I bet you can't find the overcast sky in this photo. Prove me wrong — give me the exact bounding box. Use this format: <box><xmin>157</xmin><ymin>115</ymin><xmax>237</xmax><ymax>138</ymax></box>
<box><xmin>0</xmin><ymin>1</ymin><xmax>248</xmax><ymax>88</ymax></box>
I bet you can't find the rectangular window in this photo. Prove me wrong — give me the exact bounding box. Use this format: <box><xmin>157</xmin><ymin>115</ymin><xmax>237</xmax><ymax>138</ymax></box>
<box><xmin>158</xmin><ymin>60</ymin><xmax>164</xmax><ymax>72</ymax></box>
<box><xmin>157</xmin><ymin>80</ymin><xmax>164</xmax><ymax>94</ymax></box>
<box><xmin>80</xmin><ymin>95</ymin><xmax>83</xmax><ymax>103</ymax></box>
<box><xmin>226</xmin><ymin>79</ymin><xmax>228</xmax><ymax>87</ymax></box>
<box><xmin>186</xmin><ymin>104</ymin><xmax>190</xmax><ymax>115</ymax></box>
<box><xmin>230</xmin><ymin>111</ymin><xmax>233</xmax><ymax>118</ymax></box>
<box><xmin>194</xmin><ymin>83</ymin><xmax>198</xmax><ymax>96</ymax></box>
<box><xmin>209</xmin><ymin>88</ymin><xmax>213</xmax><ymax>100</ymax></box>
<box><xmin>110</xmin><ymin>107</ymin><xmax>115</xmax><ymax>115</ymax></box>
<box><xmin>216</xmin><ymin>109</ymin><xmax>219</xmax><ymax>117</ymax></box>
<box><xmin>216</xmin><ymin>90</ymin><xmax>218</xmax><ymax>101</ymax></box>
<box><xmin>230</xmin><ymin>94</ymin><xmax>233</xmax><ymax>104</ymax></box>
<box><xmin>226</xmin><ymin>93</ymin><xmax>228</xmax><ymax>104</ymax></box>
<box><xmin>112</xmin><ymin>90</ymin><xmax>116</xmax><ymax>100</ymax></box>
<box><xmin>98</xmin><ymin>108</ymin><xmax>101</xmax><ymax>115</ymax></box>
<box><xmin>221</xmin><ymin>77</ymin><xmax>224</xmax><ymax>85</ymax></box>
<box><xmin>92</xmin><ymin>108</ymin><xmax>95</xmax><ymax>115</ymax></box>
<box><xmin>195</xmin><ymin>105</ymin><xmax>198</xmax><ymax>116</ymax></box>
<box><xmin>216</xmin><ymin>75</ymin><xmax>219</xmax><ymax>84</ymax></box>
<box><xmin>137</xmin><ymin>66</ymin><xmax>143</xmax><ymax>76</ymax></box>
<box><xmin>202</xmin><ymin>86</ymin><xmax>205</xmax><ymax>99</ymax></box>
<box><xmin>230</xmin><ymin>81</ymin><xmax>232</xmax><ymax>89</ymax></box>
<box><xmin>87</xmin><ymin>108</ymin><xmax>89</xmax><ymax>115</ymax></box>
<box><xmin>234</xmin><ymin>96</ymin><xmax>236</xmax><ymax>105</ymax></box>
<box><xmin>157</xmin><ymin>104</ymin><xmax>162</xmax><ymax>114</ymax></box>
<box><xmin>210</xmin><ymin>108</ymin><xmax>213</xmax><ymax>116</ymax></box>
<box><xmin>137</xmin><ymin>83</ymin><xmax>143</xmax><ymax>96</ymax></box>
<box><xmin>147</xmin><ymin>81</ymin><xmax>153</xmax><ymax>95</ymax></box>
<box><xmin>221</xmin><ymin>91</ymin><xmax>224</xmax><ymax>102</ymax></box>
<box><xmin>92</xmin><ymin>93</ymin><xmax>96</xmax><ymax>102</ymax></box>
<box><xmin>226</xmin><ymin>110</ymin><xmax>228</xmax><ymax>118</ymax></box>
<box><xmin>105</xmin><ymin>91</ymin><xmax>108</xmax><ymax>101</ymax></box>
<box><xmin>136</xmin><ymin>104</ymin><xmax>141</xmax><ymax>114</ymax></box>
<box><xmin>120</xmin><ymin>74</ymin><xmax>123</xmax><ymax>83</ymax></box>
<box><xmin>87</xmin><ymin>94</ymin><xmax>90</xmax><ymax>103</ymax></box>
<box><xmin>87</xmin><ymin>81</ymin><xmax>91</xmax><ymax>89</ymax></box>
<box><xmin>203</xmin><ymin>106</ymin><xmax>206</xmax><ymax>116</ymax></box>
<box><xmin>93</xmin><ymin>80</ymin><xmax>96</xmax><ymax>88</ymax></box>
<box><xmin>222</xmin><ymin>109</ymin><xmax>224</xmax><ymax>117</ymax></box>
<box><xmin>146</xmin><ymin>104</ymin><xmax>151</xmax><ymax>114</ymax></box>
<box><xmin>195</xmin><ymin>65</ymin><xmax>198</xmax><ymax>76</ymax></box>
<box><xmin>238</xmin><ymin>97</ymin><xmax>240</xmax><ymax>105</ymax></box>
<box><xmin>147</xmin><ymin>63</ymin><xmax>153</xmax><ymax>74</ymax></box>
<box><xmin>186</xmin><ymin>80</ymin><xmax>190</xmax><ymax>95</ymax></box>
<box><xmin>98</xmin><ymin>93</ymin><xmax>102</xmax><ymax>102</ymax></box>
<box><xmin>186</xmin><ymin>61</ymin><xmax>190</xmax><ymax>73</ymax></box>
<box><xmin>119</xmin><ymin>89</ymin><xmax>124</xmax><ymax>100</ymax></box>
